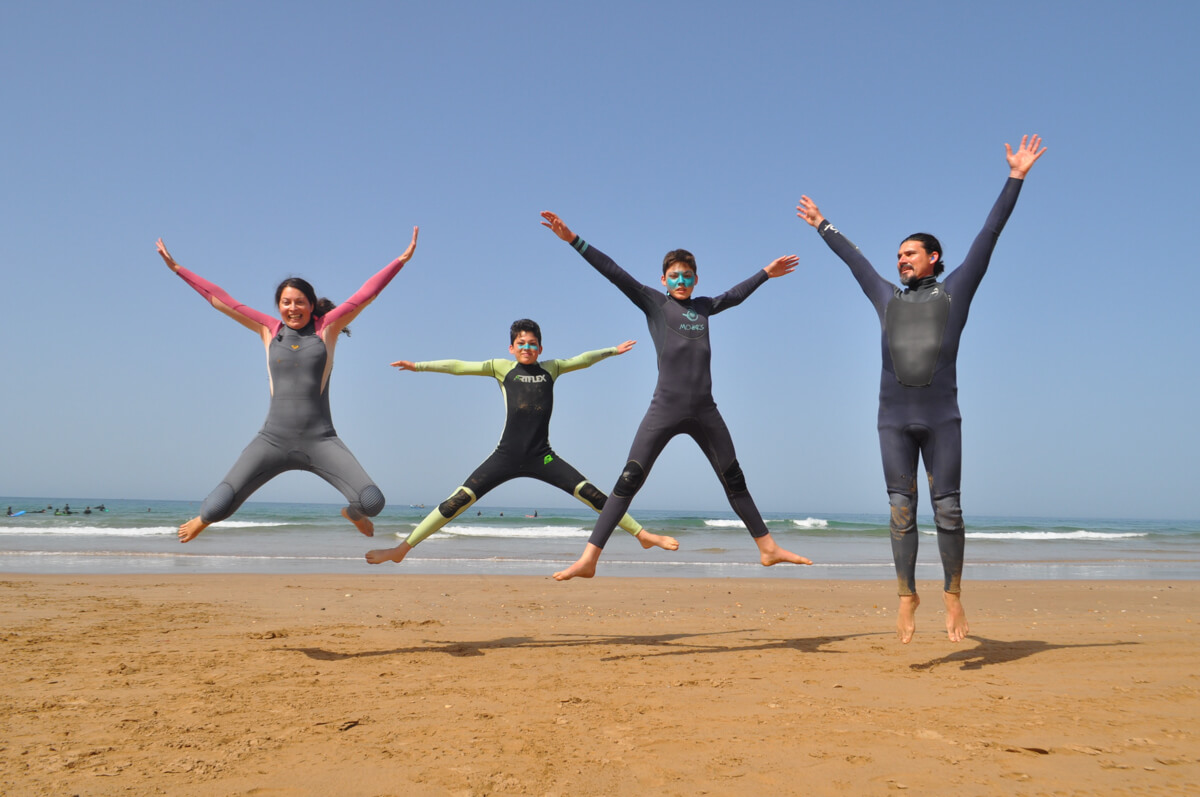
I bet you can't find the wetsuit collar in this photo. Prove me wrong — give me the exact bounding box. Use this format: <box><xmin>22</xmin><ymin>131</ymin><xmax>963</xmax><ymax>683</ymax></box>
<box><xmin>904</xmin><ymin>275</ymin><xmax>939</xmax><ymax>294</ymax></box>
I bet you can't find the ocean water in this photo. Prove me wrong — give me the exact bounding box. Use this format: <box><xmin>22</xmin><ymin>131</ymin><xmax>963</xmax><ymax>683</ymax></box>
<box><xmin>2</xmin><ymin>497</ymin><xmax>1197</xmax><ymax>580</ymax></box>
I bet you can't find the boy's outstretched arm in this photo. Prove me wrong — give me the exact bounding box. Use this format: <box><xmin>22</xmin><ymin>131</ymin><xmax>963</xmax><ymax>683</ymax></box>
<box><xmin>554</xmin><ymin>340</ymin><xmax>637</xmax><ymax>375</ymax></box>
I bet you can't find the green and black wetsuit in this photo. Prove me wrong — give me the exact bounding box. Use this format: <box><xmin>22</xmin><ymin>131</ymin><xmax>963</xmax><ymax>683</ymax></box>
<box><xmin>403</xmin><ymin>351</ymin><xmax>646</xmax><ymax>546</ymax></box>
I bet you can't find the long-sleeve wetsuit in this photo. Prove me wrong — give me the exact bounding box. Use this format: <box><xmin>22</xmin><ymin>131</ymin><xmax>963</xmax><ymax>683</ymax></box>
<box><xmin>814</xmin><ymin>177</ymin><xmax>1024</xmax><ymax>595</ymax></box>
<box><xmin>566</xmin><ymin>236</ymin><xmax>774</xmax><ymax>549</ymax></box>
<box><xmin>403</xmin><ymin>350</ymin><xmax>646</xmax><ymax>545</ymax></box>
<box><xmin>175</xmin><ymin>257</ymin><xmax>405</xmax><ymax>524</ymax></box>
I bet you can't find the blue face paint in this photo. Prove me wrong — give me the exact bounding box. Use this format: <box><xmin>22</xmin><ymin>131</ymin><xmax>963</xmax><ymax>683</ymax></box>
<box><xmin>666</xmin><ymin>271</ymin><xmax>696</xmax><ymax>291</ymax></box>
<box><xmin>516</xmin><ymin>342</ymin><xmax>539</xmax><ymax>350</ymax></box>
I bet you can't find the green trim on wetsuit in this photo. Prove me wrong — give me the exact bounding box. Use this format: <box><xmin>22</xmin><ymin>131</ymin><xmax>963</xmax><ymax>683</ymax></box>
<box><xmin>404</xmin><ymin>350</ymin><xmax>644</xmax><ymax>546</ymax></box>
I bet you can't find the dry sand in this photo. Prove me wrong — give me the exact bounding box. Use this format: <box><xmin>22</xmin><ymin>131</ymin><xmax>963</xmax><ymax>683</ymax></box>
<box><xmin>1</xmin><ymin>575</ymin><xmax>1197</xmax><ymax>796</ymax></box>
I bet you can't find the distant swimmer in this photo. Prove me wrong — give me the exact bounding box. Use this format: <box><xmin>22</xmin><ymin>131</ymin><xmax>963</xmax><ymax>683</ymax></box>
<box><xmin>366</xmin><ymin>319</ymin><xmax>677</xmax><ymax>566</ymax></box>
<box><xmin>156</xmin><ymin>227</ymin><xmax>418</xmax><ymax>543</ymax></box>
<box><xmin>541</xmin><ymin>212</ymin><xmax>812</xmax><ymax>580</ymax></box>
<box><xmin>797</xmin><ymin>134</ymin><xmax>1047</xmax><ymax>643</ymax></box>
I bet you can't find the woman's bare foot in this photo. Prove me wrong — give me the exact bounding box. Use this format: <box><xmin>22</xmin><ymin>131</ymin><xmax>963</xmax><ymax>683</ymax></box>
<box><xmin>553</xmin><ymin>543</ymin><xmax>602</xmax><ymax>581</ymax></box>
<box><xmin>178</xmin><ymin>516</ymin><xmax>209</xmax><ymax>543</ymax></box>
<box><xmin>342</xmin><ymin>507</ymin><xmax>374</xmax><ymax>537</ymax></box>
<box><xmin>754</xmin><ymin>533</ymin><xmax>813</xmax><ymax>566</ymax></box>
<box><xmin>897</xmin><ymin>593</ymin><xmax>920</xmax><ymax>643</ymax></box>
<box><xmin>366</xmin><ymin>542</ymin><xmax>411</xmax><ymax>565</ymax></box>
<box><xmin>943</xmin><ymin>591</ymin><xmax>969</xmax><ymax>642</ymax></box>
<box><xmin>636</xmin><ymin>529</ymin><xmax>679</xmax><ymax>551</ymax></box>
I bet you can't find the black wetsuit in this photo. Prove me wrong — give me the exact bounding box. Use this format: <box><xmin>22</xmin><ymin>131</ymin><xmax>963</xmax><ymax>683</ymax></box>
<box><xmin>815</xmin><ymin>177</ymin><xmax>1024</xmax><ymax>595</ymax></box>
<box><xmin>567</xmin><ymin>236</ymin><xmax>773</xmax><ymax>548</ymax></box>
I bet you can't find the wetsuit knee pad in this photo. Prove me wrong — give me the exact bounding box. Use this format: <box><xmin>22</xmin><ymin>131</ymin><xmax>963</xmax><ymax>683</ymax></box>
<box><xmin>575</xmin><ymin>482</ymin><xmax>607</xmax><ymax>510</ymax></box>
<box><xmin>438</xmin><ymin>487</ymin><xmax>475</xmax><ymax>519</ymax></box>
<box><xmin>888</xmin><ymin>492</ymin><xmax>917</xmax><ymax>534</ymax></box>
<box><xmin>358</xmin><ymin>485</ymin><xmax>385</xmax><ymax>518</ymax></box>
<box><xmin>200</xmin><ymin>482</ymin><xmax>237</xmax><ymax>524</ymax></box>
<box><xmin>932</xmin><ymin>494</ymin><xmax>964</xmax><ymax>533</ymax></box>
<box><xmin>721</xmin><ymin>459</ymin><xmax>747</xmax><ymax>495</ymax></box>
<box><xmin>614</xmin><ymin>461</ymin><xmax>645</xmax><ymax>498</ymax></box>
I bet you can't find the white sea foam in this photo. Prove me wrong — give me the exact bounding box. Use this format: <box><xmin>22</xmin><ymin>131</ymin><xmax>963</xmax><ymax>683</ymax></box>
<box><xmin>439</xmin><ymin>524</ymin><xmax>590</xmax><ymax>539</ymax></box>
<box><xmin>963</xmin><ymin>530</ymin><xmax>1148</xmax><ymax>541</ymax></box>
<box><xmin>704</xmin><ymin>519</ymin><xmax>747</xmax><ymax>528</ymax></box>
<box><xmin>791</xmin><ymin>517</ymin><xmax>830</xmax><ymax>529</ymax></box>
<box><xmin>0</xmin><ymin>525</ymin><xmax>178</xmax><ymax>537</ymax></box>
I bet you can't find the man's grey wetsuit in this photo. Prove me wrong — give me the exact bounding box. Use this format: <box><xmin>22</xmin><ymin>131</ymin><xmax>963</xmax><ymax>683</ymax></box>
<box><xmin>402</xmin><ymin>353</ymin><xmax>646</xmax><ymax>546</ymax></box>
<box><xmin>566</xmin><ymin>236</ymin><xmax>774</xmax><ymax>549</ymax></box>
<box><xmin>814</xmin><ymin>177</ymin><xmax>1024</xmax><ymax>595</ymax></box>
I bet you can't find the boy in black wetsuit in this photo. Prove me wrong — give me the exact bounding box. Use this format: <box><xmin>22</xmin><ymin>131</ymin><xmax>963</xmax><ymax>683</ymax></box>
<box><xmin>541</xmin><ymin>212</ymin><xmax>813</xmax><ymax>580</ymax></box>
<box><xmin>796</xmin><ymin>134</ymin><xmax>1047</xmax><ymax>643</ymax></box>
<box><xmin>365</xmin><ymin>319</ymin><xmax>678</xmax><ymax>566</ymax></box>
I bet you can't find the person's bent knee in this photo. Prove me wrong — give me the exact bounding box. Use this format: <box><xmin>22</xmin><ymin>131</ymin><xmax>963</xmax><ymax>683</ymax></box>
<box><xmin>932</xmin><ymin>493</ymin><xmax>964</xmax><ymax>533</ymax></box>
<box><xmin>614</xmin><ymin>461</ymin><xmax>646</xmax><ymax>498</ymax></box>
<box><xmin>358</xmin><ymin>485</ymin><xmax>385</xmax><ymax>518</ymax></box>
<box><xmin>720</xmin><ymin>459</ymin><xmax>748</xmax><ymax>496</ymax></box>
<box><xmin>889</xmin><ymin>492</ymin><xmax>917</xmax><ymax>536</ymax></box>
<box><xmin>575</xmin><ymin>481</ymin><xmax>607</xmax><ymax>511</ymax></box>
<box><xmin>438</xmin><ymin>487</ymin><xmax>475</xmax><ymax>519</ymax></box>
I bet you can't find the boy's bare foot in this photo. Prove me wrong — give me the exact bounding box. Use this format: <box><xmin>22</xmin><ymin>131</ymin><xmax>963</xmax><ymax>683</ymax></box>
<box><xmin>366</xmin><ymin>542</ymin><xmax>411</xmax><ymax>565</ymax></box>
<box><xmin>897</xmin><ymin>593</ymin><xmax>920</xmax><ymax>643</ymax></box>
<box><xmin>754</xmin><ymin>533</ymin><xmax>813</xmax><ymax>566</ymax></box>
<box><xmin>553</xmin><ymin>543</ymin><xmax>602</xmax><ymax>581</ymax></box>
<box><xmin>178</xmin><ymin>516</ymin><xmax>209</xmax><ymax>543</ymax></box>
<box><xmin>342</xmin><ymin>507</ymin><xmax>374</xmax><ymax>537</ymax></box>
<box><xmin>636</xmin><ymin>529</ymin><xmax>679</xmax><ymax>551</ymax></box>
<box><xmin>943</xmin><ymin>591</ymin><xmax>969</xmax><ymax>642</ymax></box>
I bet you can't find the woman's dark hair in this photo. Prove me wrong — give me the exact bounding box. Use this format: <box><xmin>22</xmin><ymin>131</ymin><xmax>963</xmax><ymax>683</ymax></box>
<box><xmin>275</xmin><ymin>277</ymin><xmax>350</xmax><ymax>336</ymax></box>
<box><xmin>661</xmin><ymin>249</ymin><xmax>697</xmax><ymax>275</ymax></box>
<box><xmin>510</xmin><ymin>318</ymin><xmax>542</xmax><ymax>345</ymax></box>
<box><xmin>901</xmin><ymin>233</ymin><xmax>946</xmax><ymax>277</ymax></box>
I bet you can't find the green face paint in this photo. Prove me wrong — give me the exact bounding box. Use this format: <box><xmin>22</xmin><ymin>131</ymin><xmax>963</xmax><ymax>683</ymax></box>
<box><xmin>666</xmin><ymin>271</ymin><xmax>696</xmax><ymax>291</ymax></box>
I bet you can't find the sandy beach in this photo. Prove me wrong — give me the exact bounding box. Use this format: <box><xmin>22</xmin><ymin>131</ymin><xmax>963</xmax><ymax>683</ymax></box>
<box><xmin>2</xmin><ymin>575</ymin><xmax>1197</xmax><ymax>796</ymax></box>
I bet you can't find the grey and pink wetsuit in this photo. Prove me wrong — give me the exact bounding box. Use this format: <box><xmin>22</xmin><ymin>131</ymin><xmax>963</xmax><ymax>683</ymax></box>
<box><xmin>175</xmin><ymin>258</ymin><xmax>404</xmax><ymax>524</ymax></box>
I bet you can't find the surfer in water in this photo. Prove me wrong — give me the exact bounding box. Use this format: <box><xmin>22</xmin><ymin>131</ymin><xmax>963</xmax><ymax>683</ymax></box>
<box><xmin>156</xmin><ymin>227</ymin><xmax>418</xmax><ymax>543</ymax></box>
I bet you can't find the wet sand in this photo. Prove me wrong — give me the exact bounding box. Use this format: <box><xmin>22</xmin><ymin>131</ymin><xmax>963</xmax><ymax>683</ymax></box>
<box><xmin>2</xmin><ymin>575</ymin><xmax>1197</xmax><ymax>795</ymax></box>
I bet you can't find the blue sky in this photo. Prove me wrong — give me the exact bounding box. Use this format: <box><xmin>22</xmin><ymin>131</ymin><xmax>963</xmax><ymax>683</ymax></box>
<box><xmin>2</xmin><ymin>1</ymin><xmax>1197</xmax><ymax>519</ymax></box>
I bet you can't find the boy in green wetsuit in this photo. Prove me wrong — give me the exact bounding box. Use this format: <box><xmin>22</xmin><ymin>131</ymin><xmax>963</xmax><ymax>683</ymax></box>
<box><xmin>366</xmin><ymin>319</ymin><xmax>678</xmax><ymax>565</ymax></box>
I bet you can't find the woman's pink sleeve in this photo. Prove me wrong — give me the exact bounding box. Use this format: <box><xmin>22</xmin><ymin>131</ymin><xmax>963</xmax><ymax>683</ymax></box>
<box><xmin>175</xmin><ymin>266</ymin><xmax>279</xmax><ymax>332</ymax></box>
<box><xmin>320</xmin><ymin>257</ymin><xmax>405</xmax><ymax>328</ymax></box>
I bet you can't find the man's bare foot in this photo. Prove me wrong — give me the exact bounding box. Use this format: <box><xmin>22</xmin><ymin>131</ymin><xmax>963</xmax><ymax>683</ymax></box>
<box><xmin>636</xmin><ymin>530</ymin><xmax>679</xmax><ymax>551</ymax></box>
<box><xmin>342</xmin><ymin>507</ymin><xmax>374</xmax><ymax>537</ymax></box>
<box><xmin>754</xmin><ymin>533</ymin><xmax>813</xmax><ymax>566</ymax></box>
<box><xmin>178</xmin><ymin>516</ymin><xmax>209</xmax><ymax>543</ymax></box>
<box><xmin>897</xmin><ymin>593</ymin><xmax>920</xmax><ymax>643</ymax></box>
<box><xmin>553</xmin><ymin>543</ymin><xmax>601</xmax><ymax>581</ymax></box>
<box><xmin>943</xmin><ymin>591</ymin><xmax>969</xmax><ymax>642</ymax></box>
<box><xmin>366</xmin><ymin>542</ymin><xmax>411</xmax><ymax>565</ymax></box>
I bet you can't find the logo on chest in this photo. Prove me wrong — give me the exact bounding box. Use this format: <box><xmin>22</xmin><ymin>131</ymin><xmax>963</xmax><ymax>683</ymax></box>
<box><xmin>677</xmin><ymin>308</ymin><xmax>706</xmax><ymax>333</ymax></box>
<box><xmin>514</xmin><ymin>374</ymin><xmax>548</xmax><ymax>383</ymax></box>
